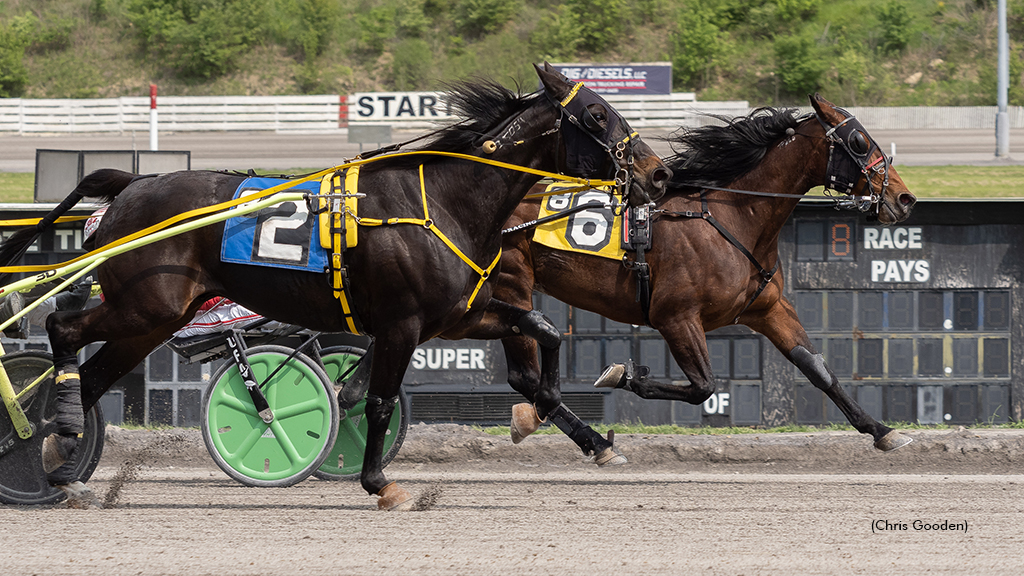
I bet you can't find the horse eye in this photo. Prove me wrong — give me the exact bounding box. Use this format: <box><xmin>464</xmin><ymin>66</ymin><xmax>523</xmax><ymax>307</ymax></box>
<box><xmin>850</xmin><ymin>131</ymin><xmax>869</xmax><ymax>155</ymax></box>
<box><xmin>583</xmin><ymin>107</ymin><xmax>606</xmax><ymax>132</ymax></box>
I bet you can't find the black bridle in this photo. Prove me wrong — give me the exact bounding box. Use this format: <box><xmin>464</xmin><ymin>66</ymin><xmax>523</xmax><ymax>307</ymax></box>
<box><xmin>547</xmin><ymin>80</ymin><xmax>641</xmax><ymax>200</ymax></box>
<box><xmin>815</xmin><ymin>107</ymin><xmax>891</xmax><ymax>215</ymax></box>
<box><xmin>479</xmin><ymin>80</ymin><xmax>643</xmax><ymax>204</ymax></box>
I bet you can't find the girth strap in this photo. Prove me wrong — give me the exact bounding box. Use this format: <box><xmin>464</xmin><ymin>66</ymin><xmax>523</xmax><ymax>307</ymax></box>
<box><xmin>662</xmin><ymin>190</ymin><xmax>779</xmax><ymax>324</ymax></box>
<box><xmin>312</xmin><ymin>168</ymin><xmax>364</xmax><ymax>334</ymax></box>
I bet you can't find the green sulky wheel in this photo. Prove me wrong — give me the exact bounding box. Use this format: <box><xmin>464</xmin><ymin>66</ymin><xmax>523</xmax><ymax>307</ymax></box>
<box><xmin>0</xmin><ymin>350</ymin><xmax>104</xmax><ymax>505</ymax></box>
<box><xmin>312</xmin><ymin>346</ymin><xmax>409</xmax><ymax>481</ymax></box>
<box><xmin>201</xmin><ymin>345</ymin><xmax>338</xmax><ymax>487</ymax></box>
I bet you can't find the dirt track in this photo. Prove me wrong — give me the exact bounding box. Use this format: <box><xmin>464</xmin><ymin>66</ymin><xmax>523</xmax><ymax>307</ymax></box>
<box><xmin>2</xmin><ymin>425</ymin><xmax>1023</xmax><ymax>575</ymax></box>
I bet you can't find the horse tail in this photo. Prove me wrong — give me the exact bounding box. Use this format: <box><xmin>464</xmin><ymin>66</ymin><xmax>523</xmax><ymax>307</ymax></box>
<box><xmin>0</xmin><ymin>169</ymin><xmax>137</xmax><ymax>279</ymax></box>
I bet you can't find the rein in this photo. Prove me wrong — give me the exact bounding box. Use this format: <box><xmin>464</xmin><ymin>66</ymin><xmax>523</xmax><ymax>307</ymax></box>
<box><xmin>0</xmin><ymin>151</ymin><xmax>617</xmax><ymax>276</ymax></box>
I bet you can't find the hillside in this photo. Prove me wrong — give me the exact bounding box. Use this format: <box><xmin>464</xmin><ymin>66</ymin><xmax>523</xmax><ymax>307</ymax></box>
<box><xmin>1</xmin><ymin>0</ymin><xmax>1023</xmax><ymax>106</ymax></box>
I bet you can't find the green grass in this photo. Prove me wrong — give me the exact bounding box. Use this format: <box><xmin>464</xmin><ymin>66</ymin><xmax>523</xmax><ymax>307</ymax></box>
<box><xmin>479</xmin><ymin>420</ymin><xmax>1024</xmax><ymax>436</ymax></box>
<box><xmin>4</xmin><ymin>166</ymin><xmax>1024</xmax><ymax>203</ymax></box>
<box><xmin>895</xmin><ymin>165</ymin><xmax>1024</xmax><ymax>199</ymax></box>
<box><xmin>0</xmin><ymin>173</ymin><xmax>34</xmax><ymax>203</ymax></box>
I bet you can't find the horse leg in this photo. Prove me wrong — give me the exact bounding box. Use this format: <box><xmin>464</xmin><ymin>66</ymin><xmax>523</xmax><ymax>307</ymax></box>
<box><xmin>745</xmin><ymin>298</ymin><xmax>912</xmax><ymax>451</ymax></box>
<box><xmin>43</xmin><ymin>296</ymin><xmax>200</xmax><ymax>500</ymax></box>
<box><xmin>360</xmin><ymin>327</ymin><xmax>419</xmax><ymax>511</ymax></box>
<box><xmin>44</xmin><ymin>333</ymin><xmax>177</xmax><ymax>489</ymax></box>
<box><xmin>447</xmin><ymin>298</ymin><xmax>621</xmax><ymax>463</ymax></box>
<box><xmin>595</xmin><ymin>317</ymin><xmax>718</xmax><ymax>405</ymax></box>
<box><xmin>500</xmin><ymin>332</ymin><xmax>622</xmax><ymax>464</ymax></box>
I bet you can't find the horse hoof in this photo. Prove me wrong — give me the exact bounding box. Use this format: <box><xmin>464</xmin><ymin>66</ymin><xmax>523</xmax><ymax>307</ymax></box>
<box><xmin>56</xmin><ymin>481</ymin><xmax>101</xmax><ymax>509</ymax></box>
<box><xmin>874</xmin><ymin>430</ymin><xmax>913</xmax><ymax>452</ymax></box>
<box><xmin>510</xmin><ymin>403</ymin><xmax>544</xmax><ymax>444</ymax></box>
<box><xmin>377</xmin><ymin>482</ymin><xmax>414</xmax><ymax>511</ymax></box>
<box><xmin>594</xmin><ymin>364</ymin><xmax>625</xmax><ymax>389</ymax></box>
<box><xmin>41</xmin><ymin>434</ymin><xmax>77</xmax><ymax>473</ymax></box>
<box><xmin>594</xmin><ymin>447</ymin><xmax>628</xmax><ymax>467</ymax></box>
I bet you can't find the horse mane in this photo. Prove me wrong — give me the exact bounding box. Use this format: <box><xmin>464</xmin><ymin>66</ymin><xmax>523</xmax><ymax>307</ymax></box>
<box><xmin>362</xmin><ymin>80</ymin><xmax>540</xmax><ymax>171</ymax></box>
<box><xmin>665</xmin><ymin>107</ymin><xmax>804</xmax><ymax>189</ymax></box>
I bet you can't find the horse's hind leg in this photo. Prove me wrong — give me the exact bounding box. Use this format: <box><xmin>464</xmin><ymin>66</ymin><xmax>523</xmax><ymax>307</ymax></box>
<box><xmin>596</xmin><ymin>316</ymin><xmax>719</xmax><ymax>405</ymax></box>
<box><xmin>745</xmin><ymin>297</ymin><xmax>912</xmax><ymax>451</ymax></box>
<box><xmin>43</xmin><ymin>299</ymin><xmax>197</xmax><ymax>491</ymax></box>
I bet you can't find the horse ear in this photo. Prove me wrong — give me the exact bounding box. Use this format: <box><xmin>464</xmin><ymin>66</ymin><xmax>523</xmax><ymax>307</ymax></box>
<box><xmin>536</xmin><ymin>62</ymin><xmax>572</xmax><ymax>100</ymax></box>
<box><xmin>809</xmin><ymin>93</ymin><xmax>843</xmax><ymax>125</ymax></box>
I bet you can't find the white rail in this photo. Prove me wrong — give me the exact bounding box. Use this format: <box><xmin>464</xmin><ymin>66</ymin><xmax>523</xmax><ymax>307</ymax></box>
<box><xmin>0</xmin><ymin>95</ymin><xmax>343</xmax><ymax>134</ymax></box>
<box><xmin>3</xmin><ymin>94</ymin><xmax>1023</xmax><ymax>133</ymax></box>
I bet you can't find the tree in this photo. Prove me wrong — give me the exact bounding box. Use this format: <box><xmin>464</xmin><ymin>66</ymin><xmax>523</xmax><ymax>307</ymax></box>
<box><xmin>455</xmin><ymin>0</ymin><xmax>520</xmax><ymax>38</ymax></box>
<box><xmin>774</xmin><ymin>34</ymin><xmax>828</xmax><ymax>95</ymax></box>
<box><xmin>567</xmin><ymin>0</ymin><xmax>626</xmax><ymax>53</ymax></box>
<box><xmin>125</xmin><ymin>0</ymin><xmax>268</xmax><ymax>79</ymax></box>
<box><xmin>672</xmin><ymin>7</ymin><xmax>729</xmax><ymax>90</ymax></box>
<box><xmin>530</xmin><ymin>5</ymin><xmax>581</xmax><ymax>61</ymax></box>
<box><xmin>0</xmin><ymin>15</ymin><xmax>33</xmax><ymax>97</ymax></box>
<box><xmin>878</xmin><ymin>0</ymin><xmax>912</xmax><ymax>55</ymax></box>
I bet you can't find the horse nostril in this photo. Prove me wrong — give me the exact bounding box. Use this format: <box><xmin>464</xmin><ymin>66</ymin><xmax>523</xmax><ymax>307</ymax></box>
<box><xmin>899</xmin><ymin>193</ymin><xmax>916</xmax><ymax>207</ymax></box>
<box><xmin>652</xmin><ymin>167</ymin><xmax>672</xmax><ymax>188</ymax></box>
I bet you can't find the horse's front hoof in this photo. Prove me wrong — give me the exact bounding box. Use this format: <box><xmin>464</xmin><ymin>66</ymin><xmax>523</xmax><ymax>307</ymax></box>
<box><xmin>377</xmin><ymin>482</ymin><xmax>414</xmax><ymax>511</ymax></box>
<box><xmin>56</xmin><ymin>481</ymin><xmax>101</xmax><ymax>509</ymax></box>
<box><xmin>594</xmin><ymin>447</ymin><xmax>628</xmax><ymax>467</ymax></box>
<box><xmin>874</xmin><ymin>430</ymin><xmax>913</xmax><ymax>452</ymax></box>
<box><xmin>593</xmin><ymin>364</ymin><xmax>625</xmax><ymax>389</ymax></box>
<box><xmin>41</xmin><ymin>434</ymin><xmax>77</xmax><ymax>473</ymax></box>
<box><xmin>510</xmin><ymin>403</ymin><xmax>544</xmax><ymax>444</ymax></box>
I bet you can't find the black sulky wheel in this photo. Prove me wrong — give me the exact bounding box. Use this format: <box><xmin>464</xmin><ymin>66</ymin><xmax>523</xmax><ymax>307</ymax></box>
<box><xmin>0</xmin><ymin>350</ymin><xmax>105</xmax><ymax>505</ymax></box>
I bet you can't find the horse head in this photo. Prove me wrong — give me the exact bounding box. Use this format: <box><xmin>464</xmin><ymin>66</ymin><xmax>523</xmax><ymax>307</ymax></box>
<box><xmin>810</xmin><ymin>93</ymin><xmax>916</xmax><ymax>225</ymax></box>
<box><xmin>535</xmin><ymin>63</ymin><xmax>671</xmax><ymax>205</ymax></box>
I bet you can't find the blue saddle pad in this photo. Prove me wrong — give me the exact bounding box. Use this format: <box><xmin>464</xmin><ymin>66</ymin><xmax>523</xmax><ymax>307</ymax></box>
<box><xmin>220</xmin><ymin>177</ymin><xmax>327</xmax><ymax>272</ymax></box>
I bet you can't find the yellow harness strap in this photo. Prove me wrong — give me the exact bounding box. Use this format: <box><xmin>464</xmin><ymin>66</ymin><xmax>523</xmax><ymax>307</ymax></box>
<box><xmin>354</xmin><ymin>165</ymin><xmax>501</xmax><ymax>310</ymax></box>
<box><xmin>316</xmin><ymin>168</ymin><xmax>362</xmax><ymax>334</ymax></box>
<box><xmin>0</xmin><ymin>216</ymin><xmax>89</xmax><ymax>227</ymax></box>
<box><xmin>561</xmin><ymin>81</ymin><xmax>583</xmax><ymax>107</ymax></box>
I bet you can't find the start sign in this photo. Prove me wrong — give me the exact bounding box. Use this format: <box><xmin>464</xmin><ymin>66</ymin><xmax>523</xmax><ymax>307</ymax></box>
<box><xmin>351</xmin><ymin>92</ymin><xmax>450</xmax><ymax>122</ymax></box>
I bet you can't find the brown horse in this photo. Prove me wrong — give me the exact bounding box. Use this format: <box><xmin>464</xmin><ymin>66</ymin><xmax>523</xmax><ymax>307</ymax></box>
<box><xmin>0</xmin><ymin>64</ymin><xmax>670</xmax><ymax>508</ymax></box>
<box><xmin>447</xmin><ymin>94</ymin><xmax>917</xmax><ymax>457</ymax></box>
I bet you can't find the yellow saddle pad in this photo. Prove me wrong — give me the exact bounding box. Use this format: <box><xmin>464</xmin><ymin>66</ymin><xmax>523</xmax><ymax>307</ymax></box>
<box><xmin>318</xmin><ymin>167</ymin><xmax>360</xmax><ymax>250</ymax></box>
<box><xmin>532</xmin><ymin>184</ymin><xmax>624</xmax><ymax>261</ymax></box>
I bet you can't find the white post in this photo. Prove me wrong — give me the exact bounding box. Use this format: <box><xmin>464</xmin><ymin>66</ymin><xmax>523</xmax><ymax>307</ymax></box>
<box><xmin>149</xmin><ymin>83</ymin><xmax>159</xmax><ymax>151</ymax></box>
<box><xmin>996</xmin><ymin>0</ymin><xmax>1010</xmax><ymax>158</ymax></box>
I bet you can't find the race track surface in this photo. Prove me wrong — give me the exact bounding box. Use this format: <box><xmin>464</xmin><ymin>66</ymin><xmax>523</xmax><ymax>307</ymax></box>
<box><xmin>1</xmin><ymin>425</ymin><xmax>1022</xmax><ymax>575</ymax></box>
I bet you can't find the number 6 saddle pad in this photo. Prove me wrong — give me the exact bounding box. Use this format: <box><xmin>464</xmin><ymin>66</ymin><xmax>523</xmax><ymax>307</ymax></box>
<box><xmin>532</xmin><ymin>184</ymin><xmax>625</xmax><ymax>261</ymax></box>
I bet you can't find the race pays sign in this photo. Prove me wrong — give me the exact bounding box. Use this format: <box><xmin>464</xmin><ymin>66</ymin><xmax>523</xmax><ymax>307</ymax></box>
<box><xmin>863</xmin><ymin>226</ymin><xmax>930</xmax><ymax>283</ymax></box>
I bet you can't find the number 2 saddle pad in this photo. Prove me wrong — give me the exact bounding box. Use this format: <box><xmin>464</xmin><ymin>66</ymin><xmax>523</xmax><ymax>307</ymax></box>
<box><xmin>221</xmin><ymin>175</ymin><xmax>353</xmax><ymax>272</ymax></box>
<box><xmin>532</xmin><ymin>184</ymin><xmax>625</xmax><ymax>261</ymax></box>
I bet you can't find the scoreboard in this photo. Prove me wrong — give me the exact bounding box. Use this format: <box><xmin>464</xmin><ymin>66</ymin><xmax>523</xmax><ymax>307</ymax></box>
<box><xmin>774</xmin><ymin>200</ymin><xmax>1024</xmax><ymax>427</ymax></box>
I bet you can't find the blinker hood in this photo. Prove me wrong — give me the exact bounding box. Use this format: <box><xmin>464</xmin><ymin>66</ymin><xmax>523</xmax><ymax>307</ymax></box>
<box><xmin>555</xmin><ymin>81</ymin><xmax>629</xmax><ymax>179</ymax></box>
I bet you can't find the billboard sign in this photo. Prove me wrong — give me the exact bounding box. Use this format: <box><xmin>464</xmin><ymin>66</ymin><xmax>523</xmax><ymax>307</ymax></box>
<box><xmin>550</xmin><ymin>62</ymin><xmax>672</xmax><ymax>94</ymax></box>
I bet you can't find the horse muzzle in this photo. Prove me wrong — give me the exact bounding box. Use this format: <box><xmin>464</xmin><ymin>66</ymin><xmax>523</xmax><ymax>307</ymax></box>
<box><xmin>878</xmin><ymin>190</ymin><xmax>917</xmax><ymax>224</ymax></box>
<box><xmin>629</xmin><ymin>164</ymin><xmax>672</xmax><ymax>205</ymax></box>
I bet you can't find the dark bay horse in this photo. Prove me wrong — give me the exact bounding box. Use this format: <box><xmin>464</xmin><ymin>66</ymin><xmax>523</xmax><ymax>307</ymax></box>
<box><xmin>0</xmin><ymin>64</ymin><xmax>670</xmax><ymax>509</ymax></box>
<box><xmin>450</xmin><ymin>93</ymin><xmax>917</xmax><ymax>456</ymax></box>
